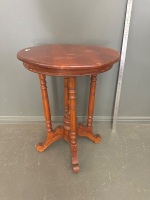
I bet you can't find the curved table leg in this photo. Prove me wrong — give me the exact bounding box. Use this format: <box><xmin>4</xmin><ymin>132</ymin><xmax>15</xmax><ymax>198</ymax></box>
<box><xmin>77</xmin><ymin>123</ymin><xmax>101</xmax><ymax>143</ymax></box>
<box><xmin>36</xmin><ymin>74</ymin><xmax>64</xmax><ymax>152</ymax></box>
<box><xmin>68</xmin><ymin>77</ymin><xmax>79</xmax><ymax>173</ymax></box>
<box><xmin>77</xmin><ymin>75</ymin><xmax>101</xmax><ymax>143</ymax></box>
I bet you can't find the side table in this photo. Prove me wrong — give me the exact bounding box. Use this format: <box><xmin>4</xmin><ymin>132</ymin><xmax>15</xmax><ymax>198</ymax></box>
<box><xmin>17</xmin><ymin>44</ymin><xmax>120</xmax><ymax>173</ymax></box>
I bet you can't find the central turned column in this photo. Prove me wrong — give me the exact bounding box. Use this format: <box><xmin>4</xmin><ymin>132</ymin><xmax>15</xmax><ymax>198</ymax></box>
<box><xmin>36</xmin><ymin>74</ymin><xmax>101</xmax><ymax>173</ymax></box>
<box><xmin>68</xmin><ymin>77</ymin><xmax>79</xmax><ymax>173</ymax></box>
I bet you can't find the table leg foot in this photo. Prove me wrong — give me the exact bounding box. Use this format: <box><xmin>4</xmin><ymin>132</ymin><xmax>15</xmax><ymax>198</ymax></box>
<box><xmin>36</xmin><ymin>125</ymin><xmax>64</xmax><ymax>152</ymax></box>
<box><xmin>77</xmin><ymin>123</ymin><xmax>101</xmax><ymax>144</ymax></box>
<box><xmin>71</xmin><ymin>144</ymin><xmax>80</xmax><ymax>173</ymax></box>
<box><xmin>72</xmin><ymin>163</ymin><xmax>80</xmax><ymax>173</ymax></box>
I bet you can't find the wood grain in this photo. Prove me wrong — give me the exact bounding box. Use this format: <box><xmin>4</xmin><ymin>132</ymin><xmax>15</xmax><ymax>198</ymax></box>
<box><xmin>36</xmin><ymin>74</ymin><xmax>64</xmax><ymax>152</ymax></box>
<box><xmin>68</xmin><ymin>77</ymin><xmax>79</xmax><ymax>173</ymax></box>
<box><xmin>17</xmin><ymin>44</ymin><xmax>120</xmax><ymax>173</ymax></box>
<box><xmin>63</xmin><ymin>77</ymin><xmax>70</xmax><ymax>142</ymax></box>
<box><xmin>17</xmin><ymin>44</ymin><xmax>120</xmax><ymax>76</ymax></box>
<box><xmin>87</xmin><ymin>75</ymin><xmax>97</xmax><ymax>127</ymax></box>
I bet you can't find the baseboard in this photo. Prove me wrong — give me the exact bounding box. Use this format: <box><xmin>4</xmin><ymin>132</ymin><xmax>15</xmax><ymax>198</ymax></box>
<box><xmin>0</xmin><ymin>116</ymin><xmax>150</xmax><ymax>124</ymax></box>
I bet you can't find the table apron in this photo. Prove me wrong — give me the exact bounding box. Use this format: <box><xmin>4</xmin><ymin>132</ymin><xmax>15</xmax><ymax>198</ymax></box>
<box><xmin>23</xmin><ymin>63</ymin><xmax>113</xmax><ymax>76</ymax></box>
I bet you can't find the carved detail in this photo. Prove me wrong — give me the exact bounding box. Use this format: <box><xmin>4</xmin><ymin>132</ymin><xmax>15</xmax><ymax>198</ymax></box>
<box><xmin>37</xmin><ymin>75</ymin><xmax>64</xmax><ymax>152</ymax></box>
<box><xmin>36</xmin><ymin>75</ymin><xmax>102</xmax><ymax>173</ymax></box>
<box><xmin>36</xmin><ymin>126</ymin><xmax>64</xmax><ymax>152</ymax></box>
<box><xmin>23</xmin><ymin>63</ymin><xmax>113</xmax><ymax>76</ymax></box>
<box><xmin>39</xmin><ymin>74</ymin><xmax>52</xmax><ymax>132</ymax></box>
<box><xmin>17</xmin><ymin>45</ymin><xmax>120</xmax><ymax>173</ymax></box>
<box><xmin>77</xmin><ymin>123</ymin><xmax>101</xmax><ymax>143</ymax></box>
<box><xmin>63</xmin><ymin>77</ymin><xmax>70</xmax><ymax>142</ymax></box>
<box><xmin>36</xmin><ymin>75</ymin><xmax>101</xmax><ymax>173</ymax></box>
<box><xmin>68</xmin><ymin>77</ymin><xmax>79</xmax><ymax>173</ymax></box>
<box><xmin>87</xmin><ymin>75</ymin><xmax>97</xmax><ymax>127</ymax></box>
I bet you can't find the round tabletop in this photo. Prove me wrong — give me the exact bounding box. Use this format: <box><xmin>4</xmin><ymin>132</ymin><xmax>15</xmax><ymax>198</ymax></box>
<box><xmin>17</xmin><ymin>44</ymin><xmax>120</xmax><ymax>76</ymax></box>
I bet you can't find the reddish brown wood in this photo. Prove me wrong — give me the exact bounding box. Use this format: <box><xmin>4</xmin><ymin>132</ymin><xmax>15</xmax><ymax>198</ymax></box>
<box><xmin>63</xmin><ymin>77</ymin><xmax>70</xmax><ymax>142</ymax></box>
<box><xmin>36</xmin><ymin>74</ymin><xmax>64</xmax><ymax>152</ymax></box>
<box><xmin>68</xmin><ymin>77</ymin><xmax>79</xmax><ymax>173</ymax></box>
<box><xmin>17</xmin><ymin>44</ymin><xmax>120</xmax><ymax>173</ymax></box>
<box><xmin>39</xmin><ymin>74</ymin><xmax>52</xmax><ymax>132</ymax></box>
<box><xmin>87</xmin><ymin>75</ymin><xmax>97</xmax><ymax>127</ymax></box>
<box><xmin>36</xmin><ymin>126</ymin><xmax>64</xmax><ymax>152</ymax></box>
<box><xmin>77</xmin><ymin>124</ymin><xmax>101</xmax><ymax>144</ymax></box>
<box><xmin>77</xmin><ymin>75</ymin><xmax>101</xmax><ymax>143</ymax></box>
<box><xmin>17</xmin><ymin>44</ymin><xmax>120</xmax><ymax>76</ymax></box>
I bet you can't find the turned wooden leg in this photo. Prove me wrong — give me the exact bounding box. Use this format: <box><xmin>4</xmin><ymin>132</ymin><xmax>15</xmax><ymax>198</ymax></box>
<box><xmin>87</xmin><ymin>75</ymin><xmax>97</xmax><ymax>127</ymax></box>
<box><xmin>36</xmin><ymin>74</ymin><xmax>64</xmax><ymax>152</ymax></box>
<box><xmin>78</xmin><ymin>75</ymin><xmax>101</xmax><ymax>143</ymax></box>
<box><xmin>63</xmin><ymin>77</ymin><xmax>70</xmax><ymax>142</ymax></box>
<box><xmin>68</xmin><ymin>77</ymin><xmax>79</xmax><ymax>173</ymax></box>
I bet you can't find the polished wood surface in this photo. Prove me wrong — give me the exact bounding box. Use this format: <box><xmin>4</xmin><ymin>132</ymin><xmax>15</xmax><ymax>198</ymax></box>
<box><xmin>63</xmin><ymin>77</ymin><xmax>70</xmax><ymax>142</ymax></box>
<box><xmin>17</xmin><ymin>44</ymin><xmax>120</xmax><ymax>76</ymax></box>
<box><xmin>17</xmin><ymin>44</ymin><xmax>120</xmax><ymax>173</ymax></box>
<box><xmin>78</xmin><ymin>74</ymin><xmax>101</xmax><ymax>143</ymax></box>
<box><xmin>68</xmin><ymin>77</ymin><xmax>79</xmax><ymax>173</ymax></box>
<box><xmin>87</xmin><ymin>75</ymin><xmax>97</xmax><ymax>127</ymax></box>
<box><xmin>36</xmin><ymin>74</ymin><xmax>64</xmax><ymax>152</ymax></box>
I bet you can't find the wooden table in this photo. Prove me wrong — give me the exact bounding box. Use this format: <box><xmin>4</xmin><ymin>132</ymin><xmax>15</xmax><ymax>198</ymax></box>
<box><xmin>17</xmin><ymin>44</ymin><xmax>120</xmax><ymax>173</ymax></box>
